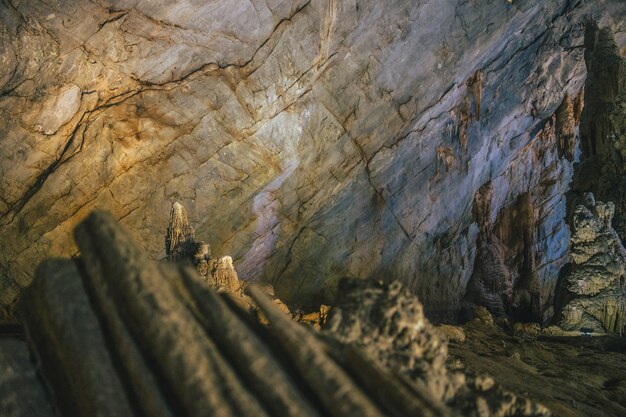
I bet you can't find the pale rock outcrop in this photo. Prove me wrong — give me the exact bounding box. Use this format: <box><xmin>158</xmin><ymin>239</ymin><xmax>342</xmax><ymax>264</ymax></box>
<box><xmin>555</xmin><ymin>197</ymin><xmax>626</xmax><ymax>334</ymax></box>
<box><xmin>165</xmin><ymin>201</ymin><xmax>240</xmax><ymax>293</ymax></box>
<box><xmin>33</xmin><ymin>84</ymin><xmax>82</xmax><ymax>136</ymax></box>
<box><xmin>1</xmin><ymin>0</ymin><xmax>626</xmax><ymax>323</ymax></box>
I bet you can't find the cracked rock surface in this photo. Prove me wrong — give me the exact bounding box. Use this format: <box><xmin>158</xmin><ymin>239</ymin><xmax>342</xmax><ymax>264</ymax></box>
<box><xmin>1</xmin><ymin>0</ymin><xmax>626</xmax><ymax>322</ymax></box>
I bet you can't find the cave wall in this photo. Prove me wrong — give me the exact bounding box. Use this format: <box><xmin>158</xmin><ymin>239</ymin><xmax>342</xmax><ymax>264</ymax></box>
<box><xmin>1</xmin><ymin>0</ymin><xmax>625</xmax><ymax>321</ymax></box>
<box><xmin>571</xmin><ymin>20</ymin><xmax>626</xmax><ymax>245</ymax></box>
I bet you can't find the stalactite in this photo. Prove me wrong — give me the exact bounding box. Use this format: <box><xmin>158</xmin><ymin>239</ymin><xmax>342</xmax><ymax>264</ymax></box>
<box><xmin>457</xmin><ymin>97</ymin><xmax>471</xmax><ymax>151</ymax></box>
<box><xmin>435</xmin><ymin>146</ymin><xmax>455</xmax><ymax>180</ymax></box>
<box><xmin>467</xmin><ymin>70</ymin><xmax>484</xmax><ymax>121</ymax></box>
<box><xmin>555</xmin><ymin>94</ymin><xmax>576</xmax><ymax>161</ymax></box>
<box><xmin>573</xmin><ymin>89</ymin><xmax>584</xmax><ymax>124</ymax></box>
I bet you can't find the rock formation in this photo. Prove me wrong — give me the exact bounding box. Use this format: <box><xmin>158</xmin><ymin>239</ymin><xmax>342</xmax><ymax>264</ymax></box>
<box><xmin>572</xmin><ymin>20</ymin><xmax>626</xmax><ymax>244</ymax></box>
<box><xmin>2</xmin><ymin>1</ymin><xmax>626</xmax><ymax>323</ymax></box>
<box><xmin>462</xmin><ymin>182</ymin><xmax>513</xmax><ymax>320</ymax></box>
<box><xmin>324</xmin><ymin>278</ymin><xmax>550</xmax><ymax>416</ymax></box>
<box><xmin>164</xmin><ymin>201</ymin><xmax>295</xmax><ymax>321</ymax></box>
<box><xmin>165</xmin><ymin>201</ymin><xmax>240</xmax><ymax>293</ymax></box>
<box><xmin>555</xmin><ymin>197</ymin><xmax>626</xmax><ymax>335</ymax></box>
<box><xmin>9</xmin><ymin>211</ymin><xmax>554</xmax><ymax>417</ymax></box>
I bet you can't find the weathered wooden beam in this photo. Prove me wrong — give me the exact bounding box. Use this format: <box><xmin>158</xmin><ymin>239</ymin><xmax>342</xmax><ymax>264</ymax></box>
<box><xmin>20</xmin><ymin>259</ymin><xmax>135</xmax><ymax>417</ymax></box>
<box><xmin>74</xmin><ymin>211</ymin><xmax>269</xmax><ymax>417</ymax></box>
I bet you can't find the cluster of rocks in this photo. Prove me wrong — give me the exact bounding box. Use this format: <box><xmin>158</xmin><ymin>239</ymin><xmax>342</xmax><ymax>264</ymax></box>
<box><xmin>164</xmin><ymin>202</ymin><xmax>329</xmax><ymax>327</ymax></box>
<box><xmin>0</xmin><ymin>211</ymin><xmax>556</xmax><ymax>417</ymax></box>
<box><xmin>554</xmin><ymin>195</ymin><xmax>626</xmax><ymax>335</ymax></box>
<box><xmin>165</xmin><ymin>201</ymin><xmax>241</xmax><ymax>293</ymax></box>
<box><xmin>324</xmin><ymin>278</ymin><xmax>551</xmax><ymax>417</ymax></box>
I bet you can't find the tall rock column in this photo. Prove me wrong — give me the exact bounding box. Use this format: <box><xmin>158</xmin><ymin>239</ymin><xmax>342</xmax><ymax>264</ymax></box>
<box><xmin>554</xmin><ymin>197</ymin><xmax>626</xmax><ymax>335</ymax></box>
<box><xmin>572</xmin><ymin>21</ymin><xmax>626</xmax><ymax>243</ymax></box>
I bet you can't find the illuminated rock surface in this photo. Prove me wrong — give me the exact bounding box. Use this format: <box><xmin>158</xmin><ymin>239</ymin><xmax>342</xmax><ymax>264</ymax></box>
<box><xmin>1</xmin><ymin>0</ymin><xmax>626</xmax><ymax>324</ymax></box>
<box><xmin>554</xmin><ymin>198</ymin><xmax>626</xmax><ymax>335</ymax></box>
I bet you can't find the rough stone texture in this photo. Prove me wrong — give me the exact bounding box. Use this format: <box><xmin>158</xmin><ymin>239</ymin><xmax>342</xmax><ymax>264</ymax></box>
<box><xmin>451</xmin><ymin>317</ymin><xmax>626</xmax><ymax>417</ymax></box>
<box><xmin>19</xmin><ymin>211</ymin><xmax>464</xmax><ymax>417</ymax></box>
<box><xmin>437</xmin><ymin>325</ymin><xmax>466</xmax><ymax>343</ymax></box>
<box><xmin>554</xmin><ymin>198</ymin><xmax>626</xmax><ymax>335</ymax></box>
<box><xmin>572</xmin><ymin>21</ymin><xmax>626</xmax><ymax>246</ymax></box>
<box><xmin>1</xmin><ymin>0</ymin><xmax>626</xmax><ymax>322</ymax></box>
<box><xmin>20</xmin><ymin>259</ymin><xmax>135</xmax><ymax>417</ymax></box>
<box><xmin>0</xmin><ymin>338</ymin><xmax>55</xmax><ymax>417</ymax></box>
<box><xmin>165</xmin><ymin>201</ymin><xmax>242</xmax><ymax>292</ymax></box>
<box><xmin>324</xmin><ymin>278</ymin><xmax>551</xmax><ymax>416</ymax></box>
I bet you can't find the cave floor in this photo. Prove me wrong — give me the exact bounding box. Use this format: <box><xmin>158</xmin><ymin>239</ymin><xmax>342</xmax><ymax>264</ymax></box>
<box><xmin>449</xmin><ymin>321</ymin><xmax>626</xmax><ymax>417</ymax></box>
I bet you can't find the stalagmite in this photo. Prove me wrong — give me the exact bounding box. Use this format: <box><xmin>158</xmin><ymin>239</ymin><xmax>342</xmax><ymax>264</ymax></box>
<box><xmin>555</xmin><ymin>197</ymin><xmax>626</xmax><ymax>335</ymax></box>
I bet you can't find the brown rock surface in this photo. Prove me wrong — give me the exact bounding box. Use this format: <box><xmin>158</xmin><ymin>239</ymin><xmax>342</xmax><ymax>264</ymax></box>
<box><xmin>2</xmin><ymin>1</ymin><xmax>626</xmax><ymax>322</ymax></box>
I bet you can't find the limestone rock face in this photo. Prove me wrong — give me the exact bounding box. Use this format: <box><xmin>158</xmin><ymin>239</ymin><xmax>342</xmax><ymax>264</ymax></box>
<box><xmin>555</xmin><ymin>198</ymin><xmax>626</xmax><ymax>334</ymax></box>
<box><xmin>1</xmin><ymin>0</ymin><xmax>626</xmax><ymax>322</ymax></box>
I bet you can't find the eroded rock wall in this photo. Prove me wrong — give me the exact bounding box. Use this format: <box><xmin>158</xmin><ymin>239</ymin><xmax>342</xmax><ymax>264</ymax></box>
<box><xmin>1</xmin><ymin>0</ymin><xmax>625</xmax><ymax>322</ymax></box>
<box><xmin>572</xmin><ymin>20</ymin><xmax>626</xmax><ymax>245</ymax></box>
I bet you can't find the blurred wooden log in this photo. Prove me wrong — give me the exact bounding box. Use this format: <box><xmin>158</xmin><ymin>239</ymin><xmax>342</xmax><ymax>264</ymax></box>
<box><xmin>20</xmin><ymin>259</ymin><xmax>134</xmax><ymax>417</ymax></box>
<box><xmin>75</xmin><ymin>211</ymin><xmax>269</xmax><ymax>417</ymax></box>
